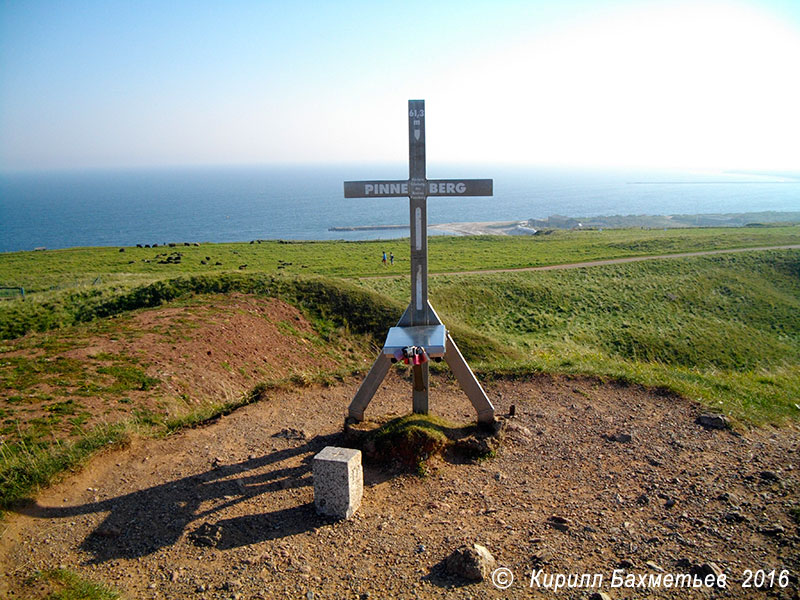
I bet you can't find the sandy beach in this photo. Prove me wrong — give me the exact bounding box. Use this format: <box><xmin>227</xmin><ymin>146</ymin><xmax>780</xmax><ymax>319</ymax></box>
<box><xmin>429</xmin><ymin>221</ymin><xmax>531</xmax><ymax>235</ymax></box>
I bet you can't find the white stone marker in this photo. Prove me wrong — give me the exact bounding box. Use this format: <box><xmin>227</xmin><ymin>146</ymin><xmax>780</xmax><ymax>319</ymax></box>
<box><xmin>313</xmin><ymin>446</ymin><xmax>363</xmax><ymax>519</ymax></box>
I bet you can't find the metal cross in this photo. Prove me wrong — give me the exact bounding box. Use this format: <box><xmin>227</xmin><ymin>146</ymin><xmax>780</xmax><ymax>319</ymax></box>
<box><xmin>344</xmin><ymin>99</ymin><xmax>495</xmax><ymax>424</ymax></box>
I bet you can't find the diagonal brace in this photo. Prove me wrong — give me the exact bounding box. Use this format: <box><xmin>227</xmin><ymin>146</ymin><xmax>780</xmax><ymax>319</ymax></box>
<box><xmin>444</xmin><ymin>333</ymin><xmax>495</xmax><ymax>423</ymax></box>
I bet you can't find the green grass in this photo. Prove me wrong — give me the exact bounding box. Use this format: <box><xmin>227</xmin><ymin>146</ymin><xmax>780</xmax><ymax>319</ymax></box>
<box><xmin>362</xmin><ymin>413</ymin><xmax>482</xmax><ymax>474</ymax></box>
<box><xmin>94</xmin><ymin>364</ymin><xmax>159</xmax><ymax>392</ymax></box>
<box><xmin>0</xmin><ymin>422</ymin><xmax>129</xmax><ymax>510</ymax></box>
<box><xmin>361</xmin><ymin>250</ymin><xmax>800</xmax><ymax>425</ymax></box>
<box><xmin>24</xmin><ymin>568</ymin><xmax>120</xmax><ymax>600</ymax></box>
<box><xmin>2</xmin><ymin>225</ymin><xmax>799</xmax><ymax>293</ymax></box>
<box><xmin>1</xmin><ymin>234</ymin><xmax>798</xmax><ymax>512</ymax></box>
<box><xmin>0</xmin><ymin>364</ymin><xmax>357</xmax><ymax>510</ymax></box>
<box><xmin>0</xmin><ymin>273</ymin><xmax>511</xmax><ymax>369</ymax></box>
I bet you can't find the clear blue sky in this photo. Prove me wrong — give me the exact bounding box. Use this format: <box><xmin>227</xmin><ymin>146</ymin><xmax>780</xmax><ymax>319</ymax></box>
<box><xmin>1</xmin><ymin>0</ymin><xmax>799</xmax><ymax>171</ymax></box>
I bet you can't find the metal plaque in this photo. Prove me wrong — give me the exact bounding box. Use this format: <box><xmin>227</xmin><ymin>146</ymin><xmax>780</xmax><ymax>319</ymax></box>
<box><xmin>426</xmin><ymin>179</ymin><xmax>493</xmax><ymax>196</ymax></box>
<box><xmin>344</xmin><ymin>178</ymin><xmax>492</xmax><ymax>199</ymax></box>
<box><xmin>382</xmin><ymin>325</ymin><xmax>447</xmax><ymax>358</ymax></box>
<box><xmin>344</xmin><ymin>180</ymin><xmax>408</xmax><ymax>198</ymax></box>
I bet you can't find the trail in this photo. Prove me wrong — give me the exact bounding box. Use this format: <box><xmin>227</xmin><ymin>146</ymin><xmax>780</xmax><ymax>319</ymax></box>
<box><xmin>363</xmin><ymin>244</ymin><xmax>800</xmax><ymax>279</ymax></box>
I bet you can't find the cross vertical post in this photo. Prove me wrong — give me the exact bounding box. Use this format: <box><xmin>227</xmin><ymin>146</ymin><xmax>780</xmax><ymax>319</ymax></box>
<box><xmin>343</xmin><ymin>100</ymin><xmax>496</xmax><ymax>425</ymax></box>
<box><xmin>408</xmin><ymin>100</ymin><xmax>429</xmax><ymax>413</ymax></box>
<box><xmin>408</xmin><ymin>99</ymin><xmax>428</xmax><ymax>327</ymax></box>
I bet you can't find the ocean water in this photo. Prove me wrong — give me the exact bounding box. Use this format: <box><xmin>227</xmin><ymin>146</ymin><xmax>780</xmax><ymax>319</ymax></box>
<box><xmin>1</xmin><ymin>164</ymin><xmax>798</xmax><ymax>253</ymax></box>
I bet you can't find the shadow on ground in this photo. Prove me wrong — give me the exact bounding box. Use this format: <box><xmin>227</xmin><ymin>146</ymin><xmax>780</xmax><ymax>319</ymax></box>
<box><xmin>12</xmin><ymin>432</ymin><xmax>372</xmax><ymax>562</ymax></box>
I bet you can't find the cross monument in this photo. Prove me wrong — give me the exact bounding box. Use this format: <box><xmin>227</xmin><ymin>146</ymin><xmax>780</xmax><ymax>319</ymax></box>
<box><xmin>344</xmin><ymin>100</ymin><xmax>495</xmax><ymax>424</ymax></box>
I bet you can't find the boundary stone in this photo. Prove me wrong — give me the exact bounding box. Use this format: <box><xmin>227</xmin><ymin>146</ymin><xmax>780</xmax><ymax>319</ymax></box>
<box><xmin>313</xmin><ymin>446</ymin><xmax>363</xmax><ymax>519</ymax></box>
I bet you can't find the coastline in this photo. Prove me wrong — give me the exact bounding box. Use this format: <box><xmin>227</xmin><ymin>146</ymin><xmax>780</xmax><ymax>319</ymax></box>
<box><xmin>336</xmin><ymin>211</ymin><xmax>800</xmax><ymax>237</ymax></box>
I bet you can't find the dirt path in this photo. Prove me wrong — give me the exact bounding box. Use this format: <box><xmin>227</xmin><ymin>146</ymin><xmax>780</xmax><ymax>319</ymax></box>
<box><xmin>364</xmin><ymin>245</ymin><xmax>800</xmax><ymax>279</ymax></box>
<box><xmin>2</xmin><ymin>371</ymin><xmax>798</xmax><ymax>599</ymax></box>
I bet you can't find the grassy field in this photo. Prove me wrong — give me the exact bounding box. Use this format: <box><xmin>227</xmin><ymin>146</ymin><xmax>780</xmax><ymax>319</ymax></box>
<box><xmin>1</xmin><ymin>229</ymin><xmax>799</xmax><ymax>509</ymax></box>
<box><xmin>361</xmin><ymin>249</ymin><xmax>800</xmax><ymax>425</ymax></box>
<box><xmin>1</xmin><ymin>224</ymin><xmax>799</xmax><ymax>293</ymax></box>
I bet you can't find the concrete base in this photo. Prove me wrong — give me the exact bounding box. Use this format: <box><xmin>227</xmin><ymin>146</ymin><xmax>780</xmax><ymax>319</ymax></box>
<box><xmin>313</xmin><ymin>446</ymin><xmax>363</xmax><ymax>519</ymax></box>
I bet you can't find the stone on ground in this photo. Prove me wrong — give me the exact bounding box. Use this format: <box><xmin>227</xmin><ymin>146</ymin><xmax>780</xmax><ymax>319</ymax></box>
<box><xmin>445</xmin><ymin>543</ymin><xmax>496</xmax><ymax>581</ymax></box>
<box><xmin>313</xmin><ymin>446</ymin><xmax>363</xmax><ymax>519</ymax></box>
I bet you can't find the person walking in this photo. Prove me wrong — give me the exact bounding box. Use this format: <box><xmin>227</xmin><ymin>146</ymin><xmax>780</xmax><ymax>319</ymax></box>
<box><xmin>389</xmin><ymin>252</ymin><xmax>394</xmax><ymax>266</ymax></box>
<box><xmin>382</xmin><ymin>251</ymin><xmax>387</xmax><ymax>266</ymax></box>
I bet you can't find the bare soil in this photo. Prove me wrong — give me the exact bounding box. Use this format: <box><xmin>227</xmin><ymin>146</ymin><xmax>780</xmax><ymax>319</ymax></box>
<box><xmin>1</xmin><ymin>294</ymin><xmax>351</xmax><ymax>443</ymax></box>
<box><xmin>1</xmin><ymin>294</ymin><xmax>798</xmax><ymax>599</ymax></box>
<box><xmin>1</xmin><ymin>369</ymin><xmax>798</xmax><ymax>599</ymax></box>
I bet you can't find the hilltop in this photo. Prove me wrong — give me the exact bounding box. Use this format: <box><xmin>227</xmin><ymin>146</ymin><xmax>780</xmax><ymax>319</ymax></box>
<box><xmin>0</xmin><ymin>229</ymin><xmax>798</xmax><ymax>598</ymax></box>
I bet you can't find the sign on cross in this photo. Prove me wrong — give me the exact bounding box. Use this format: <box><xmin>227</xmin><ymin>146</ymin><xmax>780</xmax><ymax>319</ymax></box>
<box><xmin>343</xmin><ymin>100</ymin><xmax>495</xmax><ymax>424</ymax></box>
<box><xmin>344</xmin><ymin>180</ymin><xmax>492</xmax><ymax>198</ymax></box>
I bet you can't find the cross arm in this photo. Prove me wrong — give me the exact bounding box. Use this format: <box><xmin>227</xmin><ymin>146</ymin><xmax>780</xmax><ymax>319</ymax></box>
<box><xmin>344</xmin><ymin>178</ymin><xmax>493</xmax><ymax>199</ymax></box>
<box><xmin>344</xmin><ymin>180</ymin><xmax>410</xmax><ymax>198</ymax></box>
<box><xmin>426</xmin><ymin>179</ymin><xmax>493</xmax><ymax>196</ymax></box>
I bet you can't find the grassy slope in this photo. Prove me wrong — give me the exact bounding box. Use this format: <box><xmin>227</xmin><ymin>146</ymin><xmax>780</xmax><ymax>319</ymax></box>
<box><xmin>1</xmin><ymin>225</ymin><xmax>799</xmax><ymax>293</ymax></box>
<box><xmin>1</xmin><ymin>231</ymin><xmax>799</xmax><ymax>508</ymax></box>
<box><xmin>0</xmin><ymin>275</ymin><xmax>508</xmax><ymax>507</ymax></box>
<box><xmin>361</xmin><ymin>250</ymin><xmax>800</xmax><ymax>425</ymax></box>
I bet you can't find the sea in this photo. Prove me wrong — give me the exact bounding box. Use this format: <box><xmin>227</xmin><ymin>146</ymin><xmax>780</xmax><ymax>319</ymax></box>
<box><xmin>1</xmin><ymin>164</ymin><xmax>798</xmax><ymax>253</ymax></box>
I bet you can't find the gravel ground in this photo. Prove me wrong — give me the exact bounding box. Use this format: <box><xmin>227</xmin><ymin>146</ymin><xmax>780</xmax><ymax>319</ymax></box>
<box><xmin>1</xmin><ymin>371</ymin><xmax>798</xmax><ymax>599</ymax></box>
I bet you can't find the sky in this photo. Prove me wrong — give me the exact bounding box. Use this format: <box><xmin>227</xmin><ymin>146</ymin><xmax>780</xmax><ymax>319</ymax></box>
<box><xmin>1</xmin><ymin>0</ymin><xmax>799</xmax><ymax>172</ymax></box>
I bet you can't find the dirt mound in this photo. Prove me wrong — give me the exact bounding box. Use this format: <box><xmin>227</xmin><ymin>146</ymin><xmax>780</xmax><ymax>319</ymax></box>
<box><xmin>2</xmin><ymin>371</ymin><xmax>798</xmax><ymax>599</ymax></box>
<box><xmin>345</xmin><ymin>413</ymin><xmax>499</xmax><ymax>474</ymax></box>
<box><xmin>1</xmin><ymin>294</ymin><xmax>352</xmax><ymax>443</ymax></box>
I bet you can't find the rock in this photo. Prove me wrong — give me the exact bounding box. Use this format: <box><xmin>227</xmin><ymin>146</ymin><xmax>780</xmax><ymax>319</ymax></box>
<box><xmin>664</xmin><ymin>497</ymin><xmax>676</xmax><ymax>509</ymax></box>
<box><xmin>696</xmin><ymin>414</ymin><xmax>729</xmax><ymax>430</ymax></box>
<box><xmin>223</xmin><ymin>579</ymin><xmax>242</xmax><ymax>591</ymax></box>
<box><xmin>589</xmin><ymin>593</ymin><xmax>613</xmax><ymax>600</ymax></box>
<box><xmin>636</xmin><ymin>494</ymin><xmax>650</xmax><ymax>505</ymax></box>
<box><xmin>724</xmin><ymin>511</ymin><xmax>748</xmax><ymax>523</ymax></box>
<box><xmin>547</xmin><ymin>515</ymin><xmax>571</xmax><ymax>532</ymax></box>
<box><xmin>313</xmin><ymin>446</ymin><xmax>363</xmax><ymax>520</ymax></box>
<box><xmin>274</xmin><ymin>428</ymin><xmax>307</xmax><ymax>440</ymax></box>
<box><xmin>617</xmin><ymin>559</ymin><xmax>635</xmax><ymax>569</ymax></box>
<box><xmin>445</xmin><ymin>543</ymin><xmax>496</xmax><ymax>581</ymax></box>
<box><xmin>504</xmin><ymin>421</ymin><xmax>531</xmax><ymax>440</ymax></box>
<box><xmin>607</xmin><ymin>432</ymin><xmax>632</xmax><ymax>443</ymax></box>
<box><xmin>189</xmin><ymin>522</ymin><xmax>222</xmax><ymax>547</ymax></box>
<box><xmin>759</xmin><ymin>470</ymin><xmax>780</xmax><ymax>482</ymax></box>
<box><xmin>690</xmin><ymin>562</ymin><xmax>725</xmax><ymax>586</ymax></box>
<box><xmin>759</xmin><ymin>525</ymin><xmax>784</xmax><ymax>537</ymax></box>
<box><xmin>646</xmin><ymin>561</ymin><xmax>665</xmax><ymax>572</ymax></box>
<box><xmin>453</xmin><ymin>435</ymin><xmax>499</xmax><ymax>460</ymax></box>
